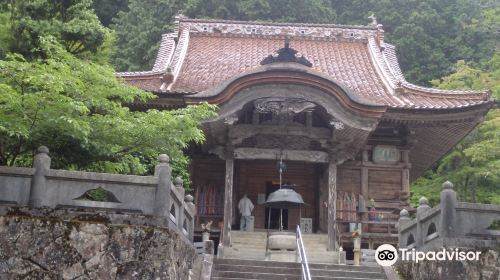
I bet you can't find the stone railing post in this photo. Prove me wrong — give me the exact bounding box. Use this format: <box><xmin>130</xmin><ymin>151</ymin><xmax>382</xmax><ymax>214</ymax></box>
<box><xmin>29</xmin><ymin>146</ymin><xmax>51</xmax><ymax>207</ymax></box>
<box><xmin>174</xmin><ymin>176</ymin><xmax>185</xmax><ymax>198</ymax></box>
<box><xmin>439</xmin><ymin>181</ymin><xmax>457</xmax><ymax>238</ymax></box>
<box><xmin>398</xmin><ymin>209</ymin><xmax>411</xmax><ymax>248</ymax></box>
<box><xmin>175</xmin><ymin>177</ymin><xmax>185</xmax><ymax>233</ymax></box>
<box><xmin>416</xmin><ymin>197</ymin><xmax>431</xmax><ymax>248</ymax></box>
<box><xmin>154</xmin><ymin>154</ymin><xmax>172</xmax><ymax>224</ymax></box>
<box><xmin>185</xmin><ymin>194</ymin><xmax>195</xmax><ymax>241</ymax></box>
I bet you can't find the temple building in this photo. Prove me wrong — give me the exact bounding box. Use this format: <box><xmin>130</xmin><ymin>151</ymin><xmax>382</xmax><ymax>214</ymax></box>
<box><xmin>118</xmin><ymin>16</ymin><xmax>494</xmax><ymax>254</ymax></box>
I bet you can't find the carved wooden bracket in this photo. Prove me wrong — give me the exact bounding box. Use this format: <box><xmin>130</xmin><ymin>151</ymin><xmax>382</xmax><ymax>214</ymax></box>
<box><xmin>254</xmin><ymin>97</ymin><xmax>316</xmax><ymax>115</ymax></box>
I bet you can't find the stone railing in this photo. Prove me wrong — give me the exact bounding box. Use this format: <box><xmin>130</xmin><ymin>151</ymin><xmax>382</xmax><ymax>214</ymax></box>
<box><xmin>398</xmin><ymin>181</ymin><xmax>500</xmax><ymax>251</ymax></box>
<box><xmin>0</xmin><ymin>146</ymin><xmax>195</xmax><ymax>242</ymax></box>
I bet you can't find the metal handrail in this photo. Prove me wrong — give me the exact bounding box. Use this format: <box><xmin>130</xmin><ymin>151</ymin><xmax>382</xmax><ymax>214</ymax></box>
<box><xmin>296</xmin><ymin>225</ymin><xmax>311</xmax><ymax>280</ymax></box>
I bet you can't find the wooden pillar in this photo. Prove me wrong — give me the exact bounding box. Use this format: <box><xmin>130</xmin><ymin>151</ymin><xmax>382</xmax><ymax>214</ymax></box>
<box><xmin>361</xmin><ymin>150</ymin><xmax>369</xmax><ymax>232</ymax></box>
<box><xmin>223</xmin><ymin>158</ymin><xmax>234</xmax><ymax>247</ymax></box>
<box><xmin>327</xmin><ymin>162</ymin><xmax>338</xmax><ymax>251</ymax></box>
<box><xmin>401</xmin><ymin>150</ymin><xmax>410</xmax><ymax>206</ymax></box>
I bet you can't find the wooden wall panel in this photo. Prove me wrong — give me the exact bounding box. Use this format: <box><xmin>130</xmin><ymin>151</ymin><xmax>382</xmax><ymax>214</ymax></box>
<box><xmin>337</xmin><ymin>168</ymin><xmax>361</xmax><ymax>194</ymax></box>
<box><xmin>192</xmin><ymin>158</ymin><xmax>226</xmax><ymax>187</ymax></box>
<box><xmin>368</xmin><ymin>169</ymin><xmax>401</xmax><ymax>201</ymax></box>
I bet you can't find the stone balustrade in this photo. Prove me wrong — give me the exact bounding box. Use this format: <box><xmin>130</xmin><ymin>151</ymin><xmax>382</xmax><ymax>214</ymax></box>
<box><xmin>398</xmin><ymin>181</ymin><xmax>500</xmax><ymax>251</ymax></box>
<box><xmin>0</xmin><ymin>146</ymin><xmax>195</xmax><ymax>242</ymax></box>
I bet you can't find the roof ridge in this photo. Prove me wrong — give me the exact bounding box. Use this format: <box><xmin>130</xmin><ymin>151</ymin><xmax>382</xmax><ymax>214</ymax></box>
<box><xmin>179</xmin><ymin>17</ymin><xmax>378</xmax><ymax>31</ymax></box>
<box><xmin>116</xmin><ymin>70</ymin><xmax>162</xmax><ymax>77</ymax></box>
<box><xmin>151</xmin><ymin>33</ymin><xmax>176</xmax><ymax>72</ymax></box>
<box><xmin>166</xmin><ymin>28</ymin><xmax>190</xmax><ymax>91</ymax></box>
<box><xmin>402</xmin><ymin>83</ymin><xmax>490</xmax><ymax>97</ymax></box>
<box><xmin>379</xmin><ymin>42</ymin><xmax>490</xmax><ymax>98</ymax></box>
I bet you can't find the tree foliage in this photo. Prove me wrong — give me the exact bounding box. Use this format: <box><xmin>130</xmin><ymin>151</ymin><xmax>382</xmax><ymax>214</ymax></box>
<box><xmin>111</xmin><ymin>0</ymin><xmax>183</xmax><ymax>71</ymax></box>
<box><xmin>331</xmin><ymin>0</ymin><xmax>498</xmax><ymax>85</ymax></box>
<box><xmin>0</xmin><ymin>37</ymin><xmax>217</xmax><ymax>187</ymax></box>
<box><xmin>6</xmin><ymin>0</ymin><xmax>109</xmax><ymax>59</ymax></box>
<box><xmin>184</xmin><ymin>0</ymin><xmax>335</xmax><ymax>23</ymax></box>
<box><xmin>411</xmin><ymin>54</ymin><xmax>500</xmax><ymax>206</ymax></box>
<box><xmin>93</xmin><ymin>0</ymin><xmax>128</xmax><ymax>27</ymax></box>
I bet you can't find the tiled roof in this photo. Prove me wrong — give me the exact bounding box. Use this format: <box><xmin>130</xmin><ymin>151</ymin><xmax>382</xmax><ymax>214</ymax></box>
<box><xmin>117</xmin><ymin>16</ymin><xmax>491</xmax><ymax>109</ymax></box>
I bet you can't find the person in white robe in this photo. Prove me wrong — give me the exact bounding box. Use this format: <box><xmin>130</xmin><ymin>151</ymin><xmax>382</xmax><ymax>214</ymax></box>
<box><xmin>238</xmin><ymin>194</ymin><xmax>254</xmax><ymax>231</ymax></box>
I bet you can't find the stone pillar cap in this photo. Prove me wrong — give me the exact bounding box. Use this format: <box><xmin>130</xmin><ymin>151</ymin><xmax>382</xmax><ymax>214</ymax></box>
<box><xmin>159</xmin><ymin>154</ymin><xmax>170</xmax><ymax>163</ymax></box>
<box><xmin>37</xmin><ymin>146</ymin><xmax>49</xmax><ymax>154</ymax></box>
<box><xmin>400</xmin><ymin>208</ymin><xmax>409</xmax><ymax>217</ymax></box>
<box><xmin>442</xmin><ymin>181</ymin><xmax>454</xmax><ymax>190</ymax></box>
<box><xmin>185</xmin><ymin>194</ymin><xmax>194</xmax><ymax>203</ymax></box>
<box><xmin>419</xmin><ymin>197</ymin><xmax>429</xmax><ymax>206</ymax></box>
<box><xmin>174</xmin><ymin>176</ymin><xmax>183</xmax><ymax>185</ymax></box>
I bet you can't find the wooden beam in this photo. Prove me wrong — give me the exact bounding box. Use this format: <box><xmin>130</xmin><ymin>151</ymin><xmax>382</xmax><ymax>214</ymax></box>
<box><xmin>223</xmin><ymin>158</ymin><xmax>234</xmax><ymax>247</ymax></box>
<box><xmin>229</xmin><ymin>124</ymin><xmax>331</xmax><ymax>145</ymax></box>
<box><xmin>233</xmin><ymin>147</ymin><xmax>329</xmax><ymax>163</ymax></box>
<box><xmin>327</xmin><ymin>162</ymin><xmax>338</xmax><ymax>251</ymax></box>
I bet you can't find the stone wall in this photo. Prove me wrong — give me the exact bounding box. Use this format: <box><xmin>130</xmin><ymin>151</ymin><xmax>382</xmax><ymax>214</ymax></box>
<box><xmin>0</xmin><ymin>206</ymin><xmax>195</xmax><ymax>280</ymax></box>
<box><xmin>396</xmin><ymin>248</ymin><xmax>500</xmax><ymax>280</ymax></box>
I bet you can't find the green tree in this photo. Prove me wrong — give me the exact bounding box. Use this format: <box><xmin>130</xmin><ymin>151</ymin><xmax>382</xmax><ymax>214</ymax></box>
<box><xmin>0</xmin><ymin>11</ymin><xmax>12</xmax><ymax>57</ymax></box>
<box><xmin>411</xmin><ymin>55</ymin><xmax>500</xmax><ymax>206</ymax></box>
<box><xmin>330</xmin><ymin>0</ymin><xmax>498</xmax><ymax>85</ymax></box>
<box><xmin>184</xmin><ymin>0</ymin><xmax>335</xmax><ymax>23</ymax></box>
<box><xmin>111</xmin><ymin>0</ymin><xmax>183</xmax><ymax>71</ymax></box>
<box><xmin>0</xmin><ymin>38</ymin><xmax>217</xmax><ymax>187</ymax></box>
<box><xmin>7</xmin><ymin>0</ymin><xmax>109</xmax><ymax>59</ymax></box>
<box><xmin>93</xmin><ymin>0</ymin><xmax>128</xmax><ymax>27</ymax></box>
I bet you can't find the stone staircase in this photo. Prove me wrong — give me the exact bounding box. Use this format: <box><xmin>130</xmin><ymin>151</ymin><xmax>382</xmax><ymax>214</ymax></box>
<box><xmin>222</xmin><ymin>231</ymin><xmax>268</xmax><ymax>260</ymax></box>
<box><xmin>211</xmin><ymin>258</ymin><xmax>387</xmax><ymax>280</ymax></box>
<box><xmin>301</xmin><ymin>233</ymin><xmax>345</xmax><ymax>264</ymax></box>
<box><xmin>222</xmin><ymin>231</ymin><xmax>344</xmax><ymax>264</ymax></box>
<box><xmin>214</xmin><ymin>231</ymin><xmax>387</xmax><ymax>279</ymax></box>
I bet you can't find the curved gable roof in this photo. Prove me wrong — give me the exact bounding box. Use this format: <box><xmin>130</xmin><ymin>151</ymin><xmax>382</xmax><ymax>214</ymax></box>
<box><xmin>118</xmin><ymin>16</ymin><xmax>492</xmax><ymax>110</ymax></box>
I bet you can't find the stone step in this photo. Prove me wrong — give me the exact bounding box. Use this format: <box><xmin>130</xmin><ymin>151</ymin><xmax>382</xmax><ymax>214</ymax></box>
<box><xmin>213</xmin><ymin>264</ymin><xmax>384</xmax><ymax>279</ymax></box>
<box><xmin>221</xmin><ymin>252</ymin><xmax>344</xmax><ymax>264</ymax></box>
<box><xmin>229</xmin><ymin>243</ymin><xmax>266</xmax><ymax>247</ymax></box>
<box><xmin>215</xmin><ymin>258</ymin><xmax>382</xmax><ymax>273</ymax></box>
<box><xmin>212</xmin><ymin>277</ymin><xmax>384</xmax><ymax>280</ymax></box>
<box><xmin>229</xmin><ymin>242</ymin><xmax>267</xmax><ymax>247</ymax></box>
<box><xmin>212</xmin><ymin>272</ymin><xmax>385</xmax><ymax>280</ymax></box>
<box><xmin>215</xmin><ymin>258</ymin><xmax>300</xmax><ymax>268</ymax></box>
<box><xmin>231</xmin><ymin>232</ymin><xmax>268</xmax><ymax>237</ymax></box>
<box><xmin>231</xmin><ymin>239</ymin><xmax>267</xmax><ymax>244</ymax></box>
<box><xmin>214</xmin><ymin>264</ymin><xmax>302</xmax><ymax>274</ymax></box>
<box><xmin>225</xmin><ymin>248</ymin><xmax>266</xmax><ymax>253</ymax></box>
<box><xmin>212</xmin><ymin>270</ymin><xmax>301</xmax><ymax>280</ymax></box>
